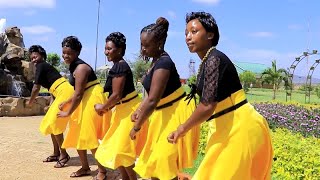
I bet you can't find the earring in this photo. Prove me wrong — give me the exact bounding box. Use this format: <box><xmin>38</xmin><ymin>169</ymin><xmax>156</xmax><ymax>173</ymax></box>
<box><xmin>158</xmin><ymin>47</ymin><xmax>162</xmax><ymax>50</ymax></box>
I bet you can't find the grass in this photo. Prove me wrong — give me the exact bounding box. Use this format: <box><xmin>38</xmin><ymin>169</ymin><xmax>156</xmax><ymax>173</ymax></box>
<box><xmin>246</xmin><ymin>88</ymin><xmax>320</xmax><ymax>104</ymax></box>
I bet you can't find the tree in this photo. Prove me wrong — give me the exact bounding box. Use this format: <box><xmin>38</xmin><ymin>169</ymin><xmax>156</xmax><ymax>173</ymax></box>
<box><xmin>239</xmin><ymin>71</ymin><xmax>256</xmax><ymax>92</ymax></box>
<box><xmin>56</xmin><ymin>61</ymin><xmax>69</xmax><ymax>77</ymax></box>
<box><xmin>47</xmin><ymin>53</ymin><xmax>60</xmax><ymax>67</ymax></box>
<box><xmin>187</xmin><ymin>75</ymin><xmax>197</xmax><ymax>85</ymax></box>
<box><xmin>129</xmin><ymin>54</ymin><xmax>150</xmax><ymax>84</ymax></box>
<box><xmin>261</xmin><ymin>60</ymin><xmax>288</xmax><ymax>100</ymax></box>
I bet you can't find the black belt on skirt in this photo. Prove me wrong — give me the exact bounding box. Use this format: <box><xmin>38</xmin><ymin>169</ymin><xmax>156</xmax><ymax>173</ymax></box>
<box><xmin>155</xmin><ymin>93</ymin><xmax>186</xmax><ymax>110</ymax></box>
<box><xmin>85</xmin><ymin>83</ymin><xmax>100</xmax><ymax>91</ymax></box>
<box><xmin>54</xmin><ymin>80</ymin><xmax>66</xmax><ymax>90</ymax></box>
<box><xmin>207</xmin><ymin>99</ymin><xmax>248</xmax><ymax>121</ymax></box>
<box><xmin>115</xmin><ymin>94</ymin><xmax>138</xmax><ymax>105</ymax></box>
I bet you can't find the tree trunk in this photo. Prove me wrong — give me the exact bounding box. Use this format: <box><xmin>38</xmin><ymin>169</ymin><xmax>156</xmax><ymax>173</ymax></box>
<box><xmin>273</xmin><ymin>83</ymin><xmax>276</xmax><ymax>100</ymax></box>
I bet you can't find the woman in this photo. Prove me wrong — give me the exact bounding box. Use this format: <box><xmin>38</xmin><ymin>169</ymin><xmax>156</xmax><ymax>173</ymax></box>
<box><xmin>57</xmin><ymin>36</ymin><xmax>108</xmax><ymax>178</ymax></box>
<box><xmin>129</xmin><ymin>17</ymin><xmax>199</xmax><ymax>180</ymax></box>
<box><xmin>26</xmin><ymin>45</ymin><xmax>73</xmax><ymax>168</ymax></box>
<box><xmin>94</xmin><ymin>32</ymin><xmax>146</xmax><ymax>180</ymax></box>
<box><xmin>168</xmin><ymin>11</ymin><xmax>273</xmax><ymax>179</ymax></box>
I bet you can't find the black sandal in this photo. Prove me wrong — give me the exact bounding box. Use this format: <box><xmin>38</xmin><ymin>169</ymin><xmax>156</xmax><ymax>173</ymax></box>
<box><xmin>70</xmin><ymin>168</ymin><xmax>91</xmax><ymax>178</ymax></box>
<box><xmin>43</xmin><ymin>155</ymin><xmax>59</xmax><ymax>162</ymax></box>
<box><xmin>93</xmin><ymin>171</ymin><xmax>107</xmax><ymax>180</ymax></box>
<box><xmin>54</xmin><ymin>155</ymin><xmax>70</xmax><ymax>168</ymax></box>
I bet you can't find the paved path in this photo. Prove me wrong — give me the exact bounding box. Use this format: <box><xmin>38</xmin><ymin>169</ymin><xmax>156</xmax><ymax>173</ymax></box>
<box><xmin>0</xmin><ymin>116</ymin><xmax>122</xmax><ymax>180</ymax></box>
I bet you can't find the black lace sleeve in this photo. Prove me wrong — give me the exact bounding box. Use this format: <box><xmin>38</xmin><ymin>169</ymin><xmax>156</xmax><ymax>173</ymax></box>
<box><xmin>200</xmin><ymin>55</ymin><xmax>220</xmax><ymax>104</ymax></box>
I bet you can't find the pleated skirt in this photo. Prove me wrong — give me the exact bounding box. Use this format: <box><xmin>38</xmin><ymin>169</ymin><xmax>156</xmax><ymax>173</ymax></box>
<box><xmin>62</xmin><ymin>80</ymin><xmax>108</xmax><ymax>150</ymax></box>
<box><xmin>193</xmin><ymin>89</ymin><xmax>273</xmax><ymax>180</ymax></box>
<box><xmin>39</xmin><ymin>77</ymin><xmax>74</xmax><ymax>135</ymax></box>
<box><xmin>134</xmin><ymin>87</ymin><xmax>200</xmax><ymax>180</ymax></box>
<box><xmin>95</xmin><ymin>91</ymin><xmax>147</xmax><ymax>169</ymax></box>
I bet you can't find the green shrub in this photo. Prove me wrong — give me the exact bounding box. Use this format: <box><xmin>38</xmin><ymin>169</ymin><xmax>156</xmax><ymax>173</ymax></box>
<box><xmin>271</xmin><ymin>128</ymin><xmax>320</xmax><ymax>179</ymax></box>
<box><xmin>190</xmin><ymin>127</ymin><xmax>320</xmax><ymax>179</ymax></box>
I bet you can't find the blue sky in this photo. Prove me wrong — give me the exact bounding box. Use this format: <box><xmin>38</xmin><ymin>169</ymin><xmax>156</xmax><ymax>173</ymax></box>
<box><xmin>1</xmin><ymin>0</ymin><xmax>320</xmax><ymax>78</ymax></box>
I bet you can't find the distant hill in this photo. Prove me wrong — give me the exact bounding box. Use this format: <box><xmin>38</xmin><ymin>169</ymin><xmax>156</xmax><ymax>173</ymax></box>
<box><xmin>292</xmin><ymin>75</ymin><xmax>320</xmax><ymax>84</ymax></box>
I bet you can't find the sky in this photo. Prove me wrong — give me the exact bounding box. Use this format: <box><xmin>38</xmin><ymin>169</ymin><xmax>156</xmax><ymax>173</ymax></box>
<box><xmin>0</xmin><ymin>0</ymin><xmax>320</xmax><ymax>79</ymax></box>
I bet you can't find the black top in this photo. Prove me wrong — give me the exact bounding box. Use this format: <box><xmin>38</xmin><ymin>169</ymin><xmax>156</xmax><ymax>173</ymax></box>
<box><xmin>34</xmin><ymin>61</ymin><xmax>62</xmax><ymax>89</ymax></box>
<box><xmin>143</xmin><ymin>53</ymin><xmax>181</xmax><ymax>98</ymax></box>
<box><xmin>68</xmin><ymin>58</ymin><xmax>97</xmax><ymax>87</ymax></box>
<box><xmin>196</xmin><ymin>48</ymin><xmax>242</xmax><ymax>104</ymax></box>
<box><xmin>104</xmin><ymin>60</ymin><xmax>135</xmax><ymax>98</ymax></box>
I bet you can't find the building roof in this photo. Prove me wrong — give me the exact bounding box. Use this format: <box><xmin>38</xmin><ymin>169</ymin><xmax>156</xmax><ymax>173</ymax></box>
<box><xmin>233</xmin><ymin>61</ymin><xmax>269</xmax><ymax>74</ymax></box>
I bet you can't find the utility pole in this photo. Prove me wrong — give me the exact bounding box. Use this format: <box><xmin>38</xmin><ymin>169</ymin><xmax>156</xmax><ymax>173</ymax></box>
<box><xmin>94</xmin><ymin>0</ymin><xmax>101</xmax><ymax>72</ymax></box>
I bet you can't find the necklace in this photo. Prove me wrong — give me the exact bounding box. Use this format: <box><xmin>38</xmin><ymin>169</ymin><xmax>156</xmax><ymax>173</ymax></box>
<box><xmin>196</xmin><ymin>46</ymin><xmax>216</xmax><ymax>85</ymax></box>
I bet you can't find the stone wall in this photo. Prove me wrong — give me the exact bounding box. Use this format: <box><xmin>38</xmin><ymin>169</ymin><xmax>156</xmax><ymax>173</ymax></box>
<box><xmin>0</xmin><ymin>96</ymin><xmax>50</xmax><ymax>117</ymax></box>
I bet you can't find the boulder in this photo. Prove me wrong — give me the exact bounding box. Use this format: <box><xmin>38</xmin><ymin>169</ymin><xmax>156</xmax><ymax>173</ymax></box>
<box><xmin>0</xmin><ymin>96</ymin><xmax>50</xmax><ymax>117</ymax></box>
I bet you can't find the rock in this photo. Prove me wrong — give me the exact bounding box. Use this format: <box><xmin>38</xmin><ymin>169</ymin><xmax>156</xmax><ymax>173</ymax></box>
<box><xmin>0</xmin><ymin>96</ymin><xmax>50</xmax><ymax>117</ymax></box>
<box><xmin>21</xmin><ymin>60</ymin><xmax>35</xmax><ymax>82</ymax></box>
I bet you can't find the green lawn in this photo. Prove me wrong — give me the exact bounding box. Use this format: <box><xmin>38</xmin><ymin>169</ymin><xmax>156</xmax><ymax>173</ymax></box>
<box><xmin>246</xmin><ymin>88</ymin><xmax>320</xmax><ymax>104</ymax></box>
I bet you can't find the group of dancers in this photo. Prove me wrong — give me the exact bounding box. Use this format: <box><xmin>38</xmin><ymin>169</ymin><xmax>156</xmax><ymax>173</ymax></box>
<box><xmin>26</xmin><ymin>11</ymin><xmax>273</xmax><ymax>180</ymax></box>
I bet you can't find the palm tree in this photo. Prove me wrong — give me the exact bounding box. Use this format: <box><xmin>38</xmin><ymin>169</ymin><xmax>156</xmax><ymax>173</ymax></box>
<box><xmin>261</xmin><ymin>60</ymin><xmax>289</xmax><ymax>100</ymax></box>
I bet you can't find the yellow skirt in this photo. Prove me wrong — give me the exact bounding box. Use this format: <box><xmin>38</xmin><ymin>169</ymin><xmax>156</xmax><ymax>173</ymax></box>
<box><xmin>39</xmin><ymin>77</ymin><xmax>74</xmax><ymax>135</ymax></box>
<box><xmin>193</xmin><ymin>89</ymin><xmax>273</xmax><ymax>180</ymax></box>
<box><xmin>134</xmin><ymin>87</ymin><xmax>200</xmax><ymax>180</ymax></box>
<box><xmin>62</xmin><ymin>80</ymin><xmax>108</xmax><ymax>150</ymax></box>
<box><xmin>95</xmin><ymin>91</ymin><xmax>147</xmax><ymax>169</ymax></box>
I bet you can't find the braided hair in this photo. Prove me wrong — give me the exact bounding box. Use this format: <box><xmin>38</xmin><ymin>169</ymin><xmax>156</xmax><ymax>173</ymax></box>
<box><xmin>186</xmin><ymin>11</ymin><xmax>220</xmax><ymax>46</ymax></box>
<box><xmin>61</xmin><ymin>36</ymin><xmax>82</xmax><ymax>53</ymax></box>
<box><xmin>140</xmin><ymin>17</ymin><xmax>169</xmax><ymax>61</ymax></box>
<box><xmin>28</xmin><ymin>45</ymin><xmax>47</xmax><ymax>60</ymax></box>
<box><xmin>106</xmin><ymin>32</ymin><xmax>126</xmax><ymax>56</ymax></box>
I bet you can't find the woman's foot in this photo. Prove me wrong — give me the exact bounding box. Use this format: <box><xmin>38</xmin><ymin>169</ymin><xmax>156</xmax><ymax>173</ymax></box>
<box><xmin>70</xmin><ymin>168</ymin><xmax>91</xmax><ymax>178</ymax></box>
<box><xmin>93</xmin><ymin>171</ymin><xmax>107</xmax><ymax>180</ymax></box>
<box><xmin>54</xmin><ymin>154</ymin><xmax>70</xmax><ymax>168</ymax></box>
<box><xmin>43</xmin><ymin>154</ymin><xmax>59</xmax><ymax>162</ymax></box>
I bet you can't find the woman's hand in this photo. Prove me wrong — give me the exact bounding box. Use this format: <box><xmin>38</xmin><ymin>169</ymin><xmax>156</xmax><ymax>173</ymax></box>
<box><xmin>58</xmin><ymin>101</ymin><xmax>66</xmax><ymax>111</ymax></box>
<box><xmin>94</xmin><ymin>103</ymin><xmax>106</xmax><ymax>116</ymax></box>
<box><xmin>167</xmin><ymin>125</ymin><xmax>186</xmax><ymax>144</ymax></box>
<box><xmin>129</xmin><ymin>126</ymin><xmax>141</xmax><ymax>140</ymax></box>
<box><xmin>131</xmin><ymin>110</ymin><xmax>140</xmax><ymax>122</ymax></box>
<box><xmin>57</xmin><ymin>111</ymin><xmax>70</xmax><ymax>118</ymax></box>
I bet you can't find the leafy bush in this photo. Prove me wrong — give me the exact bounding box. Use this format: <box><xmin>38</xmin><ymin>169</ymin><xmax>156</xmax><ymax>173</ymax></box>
<box><xmin>271</xmin><ymin>128</ymin><xmax>320</xmax><ymax>179</ymax></box>
<box><xmin>188</xmin><ymin>127</ymin><xmax>320</xmax><ymax>179</ymax></box>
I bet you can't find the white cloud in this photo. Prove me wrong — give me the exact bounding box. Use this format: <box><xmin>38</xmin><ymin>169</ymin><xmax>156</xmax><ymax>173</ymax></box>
<box><xmin>0</xmin><ymin>0</ymin><xmax>55</xmax><ymax>9</ymax></box>
<box><xmin>192</xmin><ymin>0</ymin><xmax>220</xmax><ymax>5</ymax></box>
<box><xmin>21</xmin><ymin>25</ymin><xmax>55</xmax><ymax>34</ymax></box>
<box><xmin>248</xmin><ymin>31</ymin><xmax>274</xmax><ymax>38</ymax></box>
<box><xmin>167</xmin><ymin>11</ymin><xmax>177</xmax><ymax>19</ymax></box>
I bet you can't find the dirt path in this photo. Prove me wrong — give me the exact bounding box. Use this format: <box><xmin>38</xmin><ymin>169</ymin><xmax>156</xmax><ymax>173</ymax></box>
<box><xmin>0</xmin><ymin>116</ymin><xmax>122</xmax><ymax>180</ymax></box>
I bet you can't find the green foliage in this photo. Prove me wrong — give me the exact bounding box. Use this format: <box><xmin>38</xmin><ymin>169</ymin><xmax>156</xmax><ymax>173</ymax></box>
<box><xmin>261</xmin><ymin>60</ymin><xmax>289</xmax><ymax>100</ymax></box>
<box><xmin>271</xmin><ymin>128</ymin><xmax>320</xmax><ymax>179</ymax></box>
<box><xmin>299</xmin><ymin>84</ymin><xmax>314</xmax><ymax>92</ymax></box>
<box><xmin>239</xmin><ymin>71</ymin><xmax>256</xmax><ymax>92</ymax></box>
<box><xmin>188</xmin><ymin>126</ymin><xmax>320</xmax><ymax>178</ymax></box>
<box><xmin>187</xmin><ymin>75</ymin><xmax>197</xmax><ymax>85</ymax></box>
<box><xmin>47</xmin><ymin>53</ymin><xmax>61</xmax><ymax>67</ymax></box>
<box><xmin>56</xmin><ymin>61</ymin><xmax>69</xmax><ymax>76</ymax></box>
<box><xmin>129</xmin><ymin>55</ymin><xmax>150</xmax><ymax>83</ymax></box>
<box><xmin>314</xmin><ymin>86</ymin><xmax>320</xmax><ymax>98</ymax></box>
